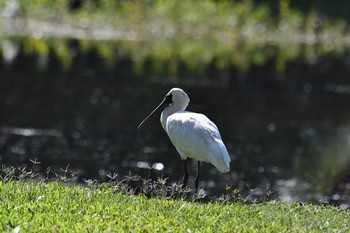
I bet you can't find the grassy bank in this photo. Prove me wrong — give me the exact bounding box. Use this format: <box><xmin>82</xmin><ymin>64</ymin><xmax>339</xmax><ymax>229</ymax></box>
<box><xmin>1</xmin><ymin>1</ymin><xmax>350</xmax><ymax>74</ymax></box>
<box><xmin>3</xmin><ymin>0</ymin><xmax>347</xmax><ymax>44</ymax></box>
<box><xmin>2</xmin><ymin>0</ymin><xmax>347</xmax><ymax>48</ymax></box>
<box><xmin>0</xmin><ymin>180</ymin><xmax>349</xmax><ymax>232</ymax></box>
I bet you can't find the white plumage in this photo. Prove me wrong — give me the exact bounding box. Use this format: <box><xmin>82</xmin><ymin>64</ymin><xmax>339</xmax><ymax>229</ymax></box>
<box><xmin>138</xmin><ymin>87</ymin><xmax>231</xmax><ymax>189</ymax></box>
<box><xmin>166</xmin><ymin>112</ymin><xmax>230</xmax><ymax>173</ymax></box>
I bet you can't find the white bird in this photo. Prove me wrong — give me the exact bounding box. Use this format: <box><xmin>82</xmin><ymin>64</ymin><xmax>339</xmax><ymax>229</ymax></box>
<box><xmin>138</xmin><ymin>88</ymin><xmax>231</xmax><ymax>190</ymax></box>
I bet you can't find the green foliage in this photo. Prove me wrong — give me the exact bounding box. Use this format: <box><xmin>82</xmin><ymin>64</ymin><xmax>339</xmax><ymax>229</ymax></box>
<box><xmin>14</xmin><ymin>0</ymin><xmax>347</xmax><ymax>33</ymax></box>
<box><xmin>0</xmin><ymin>181</ymin><xmax>349</xmax><ymax>232</ymax></box>
<box><xmin>2</xmin><ymin>0</ymin><xmax>350</xmax><ymax>74</ymax></box>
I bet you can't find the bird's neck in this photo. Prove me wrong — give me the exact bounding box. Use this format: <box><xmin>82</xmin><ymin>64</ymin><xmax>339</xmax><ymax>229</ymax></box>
<box><xmin>160</xmin><ymin>103</ymin><xmax>187</xmax><ymax>131</ymax></box>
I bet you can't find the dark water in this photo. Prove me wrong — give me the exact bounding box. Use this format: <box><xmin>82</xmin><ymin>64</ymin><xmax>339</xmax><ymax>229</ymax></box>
<box><xmin>1</xmin><ymin>39</ymin><xmax>350</xmax><ymax>204</ymax></box>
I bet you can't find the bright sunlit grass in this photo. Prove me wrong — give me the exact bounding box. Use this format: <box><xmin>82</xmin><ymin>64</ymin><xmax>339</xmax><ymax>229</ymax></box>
<box><xmin>0</xmin><ymin>180</ymin><xmax>349</xmax><ymax>232</ymax></box>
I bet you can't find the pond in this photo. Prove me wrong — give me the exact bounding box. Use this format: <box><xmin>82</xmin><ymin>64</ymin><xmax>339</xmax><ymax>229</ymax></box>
<box><xmin>1</xmin><ymin>37</ymin><xmax>350</xmax><ymax>205</ymax></box>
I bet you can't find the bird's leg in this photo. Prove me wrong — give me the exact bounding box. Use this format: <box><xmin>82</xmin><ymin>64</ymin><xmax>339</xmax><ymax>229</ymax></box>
<box><xmin>195</xmin><ymin>161</ymin><xmax>200</xmax><ymax>192</ymax></box>
<box><xmin>182</xmin><ymin>160</ymin><xmax>189</xmax><ymax>189</ymax></box>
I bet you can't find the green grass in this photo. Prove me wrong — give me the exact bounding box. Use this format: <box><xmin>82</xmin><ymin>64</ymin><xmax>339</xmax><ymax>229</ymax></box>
<box><xmin>0</xmin><ymin>180</ymin><xmax>349</xmax><ymax>232</ymax></box>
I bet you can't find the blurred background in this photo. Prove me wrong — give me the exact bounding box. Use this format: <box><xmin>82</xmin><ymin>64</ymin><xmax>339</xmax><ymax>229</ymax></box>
<box><xmin>1</xmin><ymin>0</ymin><xmax>350</xmax><ymax>204</ymax></box>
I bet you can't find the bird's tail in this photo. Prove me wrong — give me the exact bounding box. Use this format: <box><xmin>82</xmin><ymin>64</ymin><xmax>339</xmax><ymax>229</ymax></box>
<box><xmin>211</xmin><ymin>139</ymin><xmax>231</xmax><ymax>173</ymax></box>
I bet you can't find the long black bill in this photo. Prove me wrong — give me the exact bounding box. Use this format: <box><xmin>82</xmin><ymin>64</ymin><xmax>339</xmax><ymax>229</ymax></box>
<box><xmin>137</xmin><ymin>94</ymin><xmax>172</xmax><ymax>130</ymax></box>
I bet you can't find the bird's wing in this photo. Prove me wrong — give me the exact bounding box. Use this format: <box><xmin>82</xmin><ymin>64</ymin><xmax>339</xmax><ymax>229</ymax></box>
<box><xmin>166</xmin><ymin>111</ymin><xmax>231</xmax><ymax>173</ymax></box>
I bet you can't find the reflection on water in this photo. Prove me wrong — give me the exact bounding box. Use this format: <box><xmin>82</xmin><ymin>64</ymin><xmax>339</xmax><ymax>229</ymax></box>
<box><xmin>1</xmin><ymin>127</ymin><xmax>62</xmax><ymax>137</ymax></box>
<box><xmin>0</xmin><ymin>40</ymin><xmax>350</xmax><ymax>204</ymax></box>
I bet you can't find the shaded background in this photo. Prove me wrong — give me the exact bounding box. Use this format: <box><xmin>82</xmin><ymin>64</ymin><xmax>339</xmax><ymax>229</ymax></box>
<box><xmin>1</xmin><ymin>0</ymin><xmax>350</xmax><ymax>204</ymax></box>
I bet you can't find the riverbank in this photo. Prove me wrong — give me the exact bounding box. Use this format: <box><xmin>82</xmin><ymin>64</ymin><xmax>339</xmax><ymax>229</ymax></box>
<box><xmin>0</xmin><ymin>179</ymin><xmax>349</xmax><ymax>232</ymax></box>
<box><xmin>1</xmin><ymin>1</ymin><xmax>350</xmax><ymax>73</ymax></box>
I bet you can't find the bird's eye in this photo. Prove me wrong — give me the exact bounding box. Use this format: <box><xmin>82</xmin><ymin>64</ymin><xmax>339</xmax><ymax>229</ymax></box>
<box><xmin>165</xmin><ymin>94</ymin><xmax>173</xmax><ymax>103</ymax></box>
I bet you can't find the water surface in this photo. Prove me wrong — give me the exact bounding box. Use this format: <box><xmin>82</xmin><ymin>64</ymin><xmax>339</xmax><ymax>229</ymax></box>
<box><xmin>1</xmin><ymin>38</ymin><xmax>350</xmax><ymax>204</ymax></box>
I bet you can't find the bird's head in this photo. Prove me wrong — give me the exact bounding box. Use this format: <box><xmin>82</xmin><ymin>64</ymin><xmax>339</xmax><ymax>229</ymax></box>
<box><xmin>166</xmin><ymin>88</ymin><xmax>190</xmax><ymax>110</ymax></box>
<box><xmin>137</xmin><ymin>87</ymin><xmax>190</xmax><ymax>129</ymax></box>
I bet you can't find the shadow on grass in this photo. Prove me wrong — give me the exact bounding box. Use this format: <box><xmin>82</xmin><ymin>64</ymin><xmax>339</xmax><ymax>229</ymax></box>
<box><xmin>2</xmin><ymin>162</ymin><xmax>349</xmax><ymax>210</ymax></box>
<box><xmin>0</xmin><ymin>160</ymin><xmax>330</xmax><ymax>207</ymax></box>
<box><xmin>0</xmin><ymin>160</ymin><xmax>275</xmax><ymax>205</ymax></box>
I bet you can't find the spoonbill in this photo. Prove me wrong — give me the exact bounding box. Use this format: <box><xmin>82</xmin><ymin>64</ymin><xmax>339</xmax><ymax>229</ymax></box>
<box><xmin>138</xmin><ymin>88</ymin><xmax>231</xmax><ymax>190</ymax></box>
